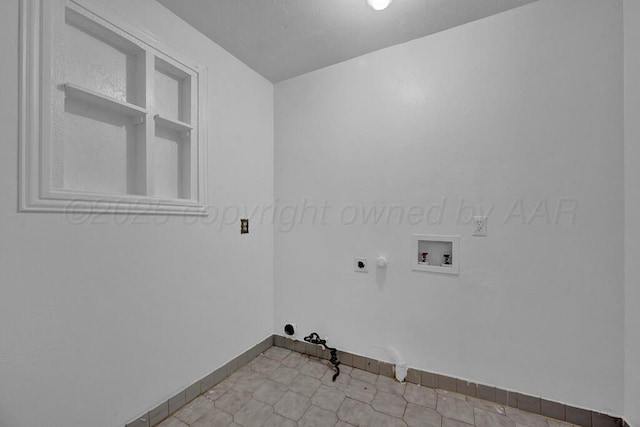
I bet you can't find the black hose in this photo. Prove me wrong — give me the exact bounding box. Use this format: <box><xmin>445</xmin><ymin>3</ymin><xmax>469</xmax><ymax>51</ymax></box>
<box><xmin>304</xmin><ymin>332</ymin><xmax>341</xmax><ymax>381</ymax></box>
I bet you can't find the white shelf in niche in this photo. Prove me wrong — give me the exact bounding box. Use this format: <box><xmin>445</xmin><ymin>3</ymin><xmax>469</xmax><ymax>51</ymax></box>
<box><xmin>154</xmin><ymin>114</ymin><xmax>192</xmax><ymax>134</ymax></box>
<box><xmin>64</xmin><ymin>83</ymin><xmax>147</xmax><ymax>119</ymax></box>
<box><xmin>412</xmin><ymin>234</ymin><xmax>460</xmax><ymax>275</ymax></box>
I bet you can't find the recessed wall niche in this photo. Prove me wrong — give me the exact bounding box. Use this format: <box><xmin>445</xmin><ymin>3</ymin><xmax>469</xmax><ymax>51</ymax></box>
<box><xmin>61</xmin><ymin>7</ymin><xmax>145</xmax><ymax>196</ymax></box>
<box><xmin>411</xmin><ymin>234</ymin><xmax>460</xmax><ymax>274</ymax></box>
<box><xmin>153</xmin><ymin>58</ymin><xmax>194</xmax><ymax>200</ymax></box>
<box><xmin>19</xmin><ymin>0</ymin><xmax>207</xmax><ymax>215</ymax></box>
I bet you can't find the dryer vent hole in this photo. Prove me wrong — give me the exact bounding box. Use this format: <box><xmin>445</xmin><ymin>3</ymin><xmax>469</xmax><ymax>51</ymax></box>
<box><xmin>284</xmin><ymin>324</ymin><xmax>295</xmax><ymax>336</ymax></box>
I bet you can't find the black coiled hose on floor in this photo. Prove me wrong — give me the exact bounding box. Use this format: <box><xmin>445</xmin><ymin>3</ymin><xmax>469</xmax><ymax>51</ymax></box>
<box><xmin>304</xmin><ymin>332</ymin><xmax>341</xmax><ymax>382</ymax></box>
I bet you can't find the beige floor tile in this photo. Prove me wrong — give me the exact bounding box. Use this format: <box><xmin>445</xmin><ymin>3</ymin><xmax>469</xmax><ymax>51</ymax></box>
<box><xmin>234</xmin><ymin>370</ymin><xmax>268</xmax><ymax>392</ymax></box>
<box><xmin>320</xmin><ymin>369</ymin><xmax>351</xmax><ymax>390</ymax></box>
<box><xmin>157</xmin><ymin>417</ymin><xmax>188</xmax><ymax>427</ymax></box>
<box><xmin>261</xmin><ymin>413</ymin><xmax>298</xmax><ymax>427</ymax></box>
<box><xmin>437</xmin><ymin>389</ymin><xmax>468</xmax><ymax>401</ymax></box>
<box><xmin>443</xmin><ymin>417</ymin><xmax>474</xmax><ymax>427</ymax></box>
<box><xmin>404</xmin><ymin>402</ymin><xmax>442</xmax><ymax>427</ymax></box>
<box><xmin>299</xmin><ymin>405</ymin><xmax>338</xmax><ymax>427</ymax></box>
<box><xmin>228</xmin><ymin>366</ymin><xmax>252</xmax><ymax>381</ymax></box>
<box><xmin>289</xmin><ymin>374</ymin><xmax>322</xmax><ymax>397</ymax></box>
<box><xmin>167</xmin><ymin>349</ymin><xmax>598</xmax><ymax>427</ymax></box>
<box><xmin>474</xmin><ymin>407</ymin><xmax>516</xmax><ymax>427</ymax></box>
<box><xmin>465</xmin><ymin>396</ymin><xmax>505</xmax><ymax>415</ymax></box>
<box><xmin>369</xmin><ymin>411</ymin><xmax>409</xmax><ymax>427</ymax></box>
<box><xmin>301</xmin><ymin>360</ymin><xmax>331</xmax><ymax>379</ymax></box>
<box><xmin>312</xmin><ymin>384</ymin><xmax>346</xmax><ymax>412</ymax></box>
<box><xmin>376</xmin><ymin>375</ymin><xmax>407</xmax><ymax>396</ymax></box>
<box><xmin>372</xmin><ymin>391</ymin><xmax>408</xmax><ymax>418</ymax></box>
<box><xmin>253</xmin><ymin>380</ymin><xmax>288</xmax><ymax>405</ymax></box>
<box><xmin>281</xmin><ymin>352</ymin><xmax>309</xmax><ymax>369</ymax></box>
<box><xmin>250</xmin><ymin>356</ymin><xmax>281</xmax><ymax>375</ymax></box>
<box><xmin>547</xmin><ymin>420</ymin><xmax>579</xmax><ymax>427</ymax></box>
<box><xmin>337</xmin><ymin>397</ymin><xmax>375</xmax><ymax>426</ymax></box>
<box><xmin>274</xmin><ymin>390</ymin><xmax>311</xmax><ymax>421</ymax></box>
<box><xmin>437</xmin><ymin>394</ymin><xmax>475</xmax><ymax>425</ymax></box>
<box><xmin>345</xmin><ymin>378</ymin><xmax>377</xmax><ymax>404</ymax></box>
<box><xmin>339</xmin><ymin>365</ymin><xmax>353</xmax><ymax>375</ymax></box>
<box><xmin>174</xmin><ymin>396</ymin><xmax>216</xmax><ymax>424</ymax></box>
<box><xmin>190</xmin><ymin>406</ymin><xmax>233</xmax><ymax>427</ymax></box>
<box><xmin>215</xmin><ymin>388</ymin><xmax>253</xmax><ymax>414</ymax></box>
<box><xmin>264</xmin><ymin>347</ymin><xmax>292</xmax><ymax>361</ymax></box>
<box><xmin>269</xmin><ymin>365</ymin><xmax>300</xmax><ymax>385</ymax></box>
<box><xmin>505</xmin><ymin>407</ymin><xmax>550</xmax><ymax>427</ymax></box>
<box><xmin>351</xmin><ymin>368</ymin><xmax>379</xmax><ymax>385</ymax></box>
<box><xmin>404</xmin><ymin>383</ymin><xmax>438</xmax><ymax>409</ymax></box>
<box><xmin>205</xmin><ymin>380</ymin><xmax>235</xmax><ymax>401</ymax></box>
<box><xmin>233</xmin><ymin>399</ymin><xmax>273</xmax><ymax>427</ymax></box>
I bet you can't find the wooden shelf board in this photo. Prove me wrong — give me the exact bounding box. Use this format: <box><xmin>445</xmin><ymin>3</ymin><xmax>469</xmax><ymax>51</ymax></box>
<box><xmin>154</xmin><ymin>114</ymin><xmax>193</xmax><ymax>133</ymax></box>
<box><xmin>64</xmin><ymin>83</ymin><xmax>146</xmax><ymax>118</ymax></box>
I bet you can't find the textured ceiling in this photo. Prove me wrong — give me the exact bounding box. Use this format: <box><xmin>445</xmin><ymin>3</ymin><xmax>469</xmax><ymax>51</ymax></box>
<box><xmin>156</xmin><ymin>0</ymin><xmax>539</xmax><ymax>83</ymax></box>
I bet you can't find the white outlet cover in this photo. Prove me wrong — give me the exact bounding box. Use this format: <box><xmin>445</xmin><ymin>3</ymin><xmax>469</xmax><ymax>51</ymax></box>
<box><xmin>354</xmin><ymin>257</ymin><xmax>368</xmax><ymax>272</ymax></box>
<box><xmin>472</xmin><ymin>216</ymin><xmax>488</xmax><ymax>236</ymax></box>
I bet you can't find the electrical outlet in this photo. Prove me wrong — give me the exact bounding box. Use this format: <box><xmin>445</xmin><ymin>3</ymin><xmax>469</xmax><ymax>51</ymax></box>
<box><xmin>472</xmin><ymin>216</ymin><xmax>487</xmax><ymax>236</ymax></box>
<box><xmin>354</xmin><ymin>257</ymin><xmax>368</xmax><ymax>272</ymax></box>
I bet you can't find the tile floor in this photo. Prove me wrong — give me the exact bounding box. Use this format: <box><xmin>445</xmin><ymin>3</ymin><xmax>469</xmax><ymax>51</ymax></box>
<box><xmin>159</xmin><ymin>346</ymin><xmax>579</xmax><ymax>427</ymax></box>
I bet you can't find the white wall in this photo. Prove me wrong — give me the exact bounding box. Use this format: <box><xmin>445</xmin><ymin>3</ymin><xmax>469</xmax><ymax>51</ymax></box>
<box><xmin>0</xmin><ymin>1</ymin><xmax>274</xmax><ymax>426</ymax></box>
<box><xmin>624</xmin><ymin>0</ymin><xmax>640</xmax><ymax>425</ymax></box>
<box><xmin>275</xmin><ymin>0</ymin><xmax>624</xmax><ymax>416</ymax></box>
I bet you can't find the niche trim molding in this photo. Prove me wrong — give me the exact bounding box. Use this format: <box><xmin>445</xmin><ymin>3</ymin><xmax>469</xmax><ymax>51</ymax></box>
<box><xmin>19</xmin><ymin>0</ymin><xmax>209</xmax><ymax>216</ymax></box>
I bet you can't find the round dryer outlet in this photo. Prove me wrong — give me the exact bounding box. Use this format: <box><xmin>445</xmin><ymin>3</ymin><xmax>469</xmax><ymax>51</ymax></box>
<box><xmin>284</xmin><ymin>323</ymin><xmax>297</xmax><ymax>337</ymax></box>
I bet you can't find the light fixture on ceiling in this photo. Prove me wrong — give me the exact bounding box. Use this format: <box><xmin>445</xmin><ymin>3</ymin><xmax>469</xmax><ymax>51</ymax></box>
<box><xmin>367</xmin><ymin>0</ymin><xmax>394</xmax><ymax>11</ymax></box>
